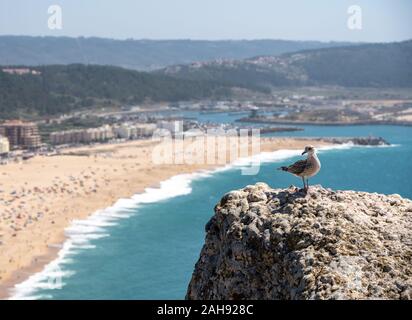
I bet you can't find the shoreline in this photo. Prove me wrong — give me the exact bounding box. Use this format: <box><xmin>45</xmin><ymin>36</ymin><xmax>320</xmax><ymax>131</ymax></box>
<box><xmin>236</xmin><ymin>118</ymin><xmax>412</xmax><ymax>127</ymax></box>
<box><xmin>0</xmin><ymin>137</ymin><xmax>333</xmax><ymax>299</ymax></box>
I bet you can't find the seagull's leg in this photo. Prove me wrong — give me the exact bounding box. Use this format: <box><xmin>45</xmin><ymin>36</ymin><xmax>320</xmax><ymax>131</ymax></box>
<box><xmin>306</xmin><ymin>178</ymin><xmax>309</xmax><ymax>190</ymax></box>
<box><xmin>301</xmin><ymin>177</ymin><xmax>305</xmax><ymax>191</ymax></box>
<box><xmin>303</xmin><ymin>177</ymin><xmax>308</xmax><ymax>192</ymax></box>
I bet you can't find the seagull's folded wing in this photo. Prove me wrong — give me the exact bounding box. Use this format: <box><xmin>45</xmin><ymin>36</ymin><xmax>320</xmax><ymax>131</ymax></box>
<box><xmin>287</xmin><ymin>159</ymin><xmax>307</xmax><ymax>175</ymax></box>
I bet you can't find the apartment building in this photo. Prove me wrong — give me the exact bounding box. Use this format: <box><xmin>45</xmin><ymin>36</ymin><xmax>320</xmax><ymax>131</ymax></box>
<box><xmin>0</xmin><ymin>120</ymin><xmax>42</xmax><ymax>149</ymax></box>
<box><xmin>50</xmin><ymin>125</ymin><xmax>115</xmax><ymax>145</ymax></box>
<box><xmin>114</xmin><ymin>123</ymin><xmax>157</xmax><ymax>139</ymax></box>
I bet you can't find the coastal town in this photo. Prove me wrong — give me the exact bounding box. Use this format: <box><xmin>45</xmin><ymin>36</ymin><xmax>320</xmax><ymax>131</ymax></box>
<box><xmin>1</xmin><ymin>87</ymin><xmax>411</xmax><ymax>164</ymax></box>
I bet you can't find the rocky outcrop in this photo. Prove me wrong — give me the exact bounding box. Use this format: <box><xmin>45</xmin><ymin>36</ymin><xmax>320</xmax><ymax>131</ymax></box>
<box><xmin>322</xmin><ymin>136</ymin><xmax>390</xmax><ymax>146</ymax></box>
<box><xmin>187</xmin><ymin>183</ymin><xmax>412</xmax><ymax>300</ymax></box>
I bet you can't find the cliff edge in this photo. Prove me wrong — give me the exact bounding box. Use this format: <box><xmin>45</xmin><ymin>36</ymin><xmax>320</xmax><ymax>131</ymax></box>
<box><xmin>186</xmin><ymin>183</ymin><xmax>412</xmax><ymax>300</ymax></box>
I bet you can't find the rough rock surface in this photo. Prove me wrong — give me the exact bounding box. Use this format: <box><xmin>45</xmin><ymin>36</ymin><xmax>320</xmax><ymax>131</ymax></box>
<box><xmin>186</xmin><ymin>183</ymin><xmax>412</xmax><ymax>300</ymax></box>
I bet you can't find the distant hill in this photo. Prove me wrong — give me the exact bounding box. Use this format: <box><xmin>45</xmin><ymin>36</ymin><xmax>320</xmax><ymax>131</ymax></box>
<box><xmin>160</xmin><ymin>40</ymin><xmax>412</xmax><ymax>88</ymax></box>
<box><xmin>2</xmin><ymin>40</ymin><xmax>411</xmax><ymax>119</ymax></box>
<box><xmin>0</xmin><ymin>64</ymin><xmax>230</xmax><ymax>119</ymax></box>
<box><xmin>0</xmin><ymin>36</ymin><xmax>355</xmax><ymax>71</ymax></box>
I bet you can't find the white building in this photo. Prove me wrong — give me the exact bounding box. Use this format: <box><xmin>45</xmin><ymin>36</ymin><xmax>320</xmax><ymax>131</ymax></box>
<box><xmin>0</xmin><ymin>136</ymin><xmax>10</xmax><ymax>154</ymax></box>
<box><xmin>136</xmin><ymin>123</ymin><xmax>157</xmax><ymax>137</ymax></box>
<box><xmin>114</xmin><ymin>123</ymin><xmax>157</xmax><ymax>139</ymax></box>
<box><xmin>156</xmin><ymin>121</ymin><xmax>183</xmax><ymax>134</ymax></box>
<box><xmin>114</xmin><ymin>124</ymin><xmax>132</xmax><ymax>139</ymax></box>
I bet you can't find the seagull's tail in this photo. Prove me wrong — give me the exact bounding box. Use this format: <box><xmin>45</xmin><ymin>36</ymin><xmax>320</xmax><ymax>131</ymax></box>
<box><xmin>278</xmin><ymin>166</ymin><xmax>289</xmax><ymax>172</ymax></box>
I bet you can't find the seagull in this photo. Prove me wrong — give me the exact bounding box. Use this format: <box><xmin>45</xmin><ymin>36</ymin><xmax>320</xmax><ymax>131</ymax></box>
<box><xmin>278</xmin><ymin>145</ymin><xmax>321</xmax><ymax>192</ymax></box>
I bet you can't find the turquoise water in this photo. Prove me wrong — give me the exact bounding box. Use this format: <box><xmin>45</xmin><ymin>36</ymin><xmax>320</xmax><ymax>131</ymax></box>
<box><xmin>12</xmin><ymin>115</ymin><xmax>412</xmax><ymax>299</ymax></box>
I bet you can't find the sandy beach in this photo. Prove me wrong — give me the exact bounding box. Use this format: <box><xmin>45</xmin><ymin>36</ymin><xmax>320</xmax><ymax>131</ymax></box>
<box><xmin>0</xmin><ymin>136</ymin><xmax>332</xmax><ymax>299</ymax></box>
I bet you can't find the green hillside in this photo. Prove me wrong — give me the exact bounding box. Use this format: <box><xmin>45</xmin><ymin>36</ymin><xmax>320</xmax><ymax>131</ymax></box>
<box><xmin>0</xmin><ymin>64</ymin><xmax>229</xmax><ymax>119</ymax></box>
<box><xmin>160</xmin><ymin>40</ymin><xmax>412</xmax><ymax>88</ymax></box>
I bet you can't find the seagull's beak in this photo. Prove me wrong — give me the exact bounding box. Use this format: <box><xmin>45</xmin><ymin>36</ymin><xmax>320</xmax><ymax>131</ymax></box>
<box><xmin>301</xmin><ymin>150</ymin><xmax>307</xmax><ymax>155</ymax></box>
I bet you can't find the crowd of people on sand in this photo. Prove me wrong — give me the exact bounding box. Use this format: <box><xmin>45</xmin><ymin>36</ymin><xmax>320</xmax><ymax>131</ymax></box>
<box><xmin>0</xmin><ymin>150</ymin><xmax>144</xmax><ymax>246</ymax></box>
<box><xmin>0</xmin><ymin>140</ymin><xmax>159</xmax><ymax>245</ymax></box>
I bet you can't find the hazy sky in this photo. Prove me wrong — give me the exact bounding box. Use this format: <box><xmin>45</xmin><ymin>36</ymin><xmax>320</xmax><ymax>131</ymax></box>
<box><xmin>1</xmin><ymin>0</ymin><xmax>411</xmax><ymax>42</ymax></box>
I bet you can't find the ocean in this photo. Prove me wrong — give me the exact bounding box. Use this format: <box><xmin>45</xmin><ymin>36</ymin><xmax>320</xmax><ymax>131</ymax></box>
<box><xmin>10</xmin><ymin>112</ymin><xmax>412</xmax><ymax>299</ymax></box>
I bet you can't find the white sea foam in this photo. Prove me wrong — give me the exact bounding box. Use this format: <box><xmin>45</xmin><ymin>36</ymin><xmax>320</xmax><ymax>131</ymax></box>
<box><xmin>8</xmin><ymin>143</ymin><xmax>356</xmax><ymax>300</ymax></box>
<box><xmin>227</xmin><ymin>142</ymin><xmax>356</xmax><ymax>169</ymax></box>
<box><xmin>8</xmin><ymin>171</ymin><xmax>208</xmax><ymax>300</ymax></box>
<box><xmin>351</xmin><ymin>143</ymin><xmax>401</xmax><ymax>148</ymax></box>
